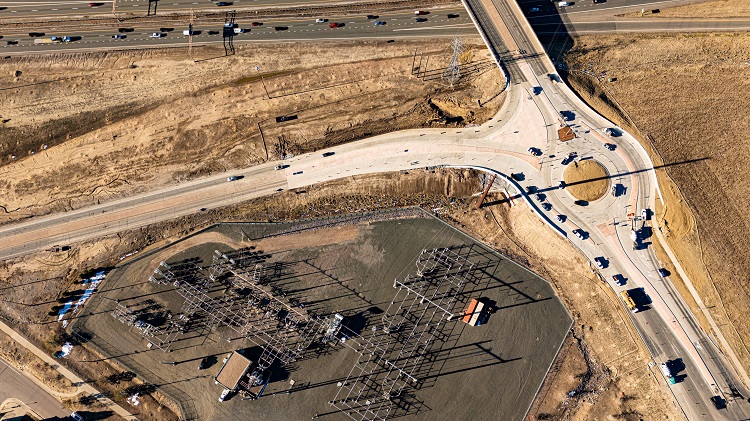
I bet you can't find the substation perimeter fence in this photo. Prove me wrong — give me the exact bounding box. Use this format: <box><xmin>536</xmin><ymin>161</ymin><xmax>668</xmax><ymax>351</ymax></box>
<box><xmin>70</xmin><ymin>324</ymin><xmax>199</xmax><ymax>421</ymax></box>
<box><xmin>227</xmin><ymin>207</ymin><xmax>429</xmax><ymax>241</ymax></box>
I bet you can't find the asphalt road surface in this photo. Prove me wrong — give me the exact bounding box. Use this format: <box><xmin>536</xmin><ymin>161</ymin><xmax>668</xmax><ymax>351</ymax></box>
<box><xmin>0</xmin><ymin>8</ymin><xmax>478</xmax><ymax>55</ymax></box>
<box><xmin>0</xmin><ymin>357</ymin><xmax>70</xmax><ymax>420</ymax></box>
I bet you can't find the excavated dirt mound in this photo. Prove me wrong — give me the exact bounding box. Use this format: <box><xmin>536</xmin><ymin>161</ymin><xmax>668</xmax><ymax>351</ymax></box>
<box><xmin>563</xmin><ymin>159</ymin><xmax>609</xmax><ymax>201</ymax></box>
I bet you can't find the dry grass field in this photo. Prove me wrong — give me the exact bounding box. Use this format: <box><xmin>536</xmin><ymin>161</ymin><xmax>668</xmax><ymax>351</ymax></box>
<box><xmin>626</xmin><ymin>0</ymin><xmax>750</xmax><ymax>18</ymax></box>
<box><xmin>563</xmin><ymin>159</ymin><xmax>609</xmax><ymax>201</ymax></box>
<box><xmin>0</xmin><ymin>38</ymin><xmax>504</xmax><ymax>224</ymax></box>
<box><xmin>563</xmin><ymin>31</ymin><xmax>750</xmax><ymax>380</ymax></box>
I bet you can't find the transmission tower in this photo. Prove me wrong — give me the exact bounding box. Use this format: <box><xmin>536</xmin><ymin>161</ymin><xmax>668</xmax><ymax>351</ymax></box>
<box><xmin>443</xmin><ymin>37</ymin><xmax>463</xmax><ymax>87</ymax></box>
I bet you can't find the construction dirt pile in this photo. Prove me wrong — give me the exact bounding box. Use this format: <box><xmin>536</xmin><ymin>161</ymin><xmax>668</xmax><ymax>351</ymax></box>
<box><xmin>0</xmin><ymin>168</ymin><xmax>679</xmax><ymax>420</ymax></box>
<box><xmin>0</xmin><ymin>38</ymin><xmax>505</xmax><ymax>224</ymax></box>
<box><xmin>564</xmin><ymin>31</ymin><xmax>750</xmax><ymax>379</ymax></box>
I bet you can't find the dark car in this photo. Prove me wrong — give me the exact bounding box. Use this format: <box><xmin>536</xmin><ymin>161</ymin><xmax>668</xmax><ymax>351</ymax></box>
<box><xmin>215</xmin><ymin>1</ymin><xmax>232</xmax><ymax>6</ymax></box>
<box><xmin>657</xmin><ymin>268</ymin><xmax>670</xmax><ymax>277</ymax></box>
<box><xmin>112</xmin><ymin>34</ymin><xmax>126</xmax><ymax>39</ymax></box>
<box><xmin>199</xmin><ymin>357</ymin><xmax>209</xmax><ymax>370</ymax></box>
<box><xmin>118</xmin><ymin>27</ymin><xmax>135</xmax><ymax>33</ymax></box>
<box><xmin>251</xmin><ymin>22</ymin><xmax>263</xmax><ymax>26</ymax></box>
<box><xmin>330</xmin><ymin>22</ymin><xmax>344</xmax><ymax>28</ymax></box>
<box><xmin>207</xmin><ymin>30</ymin><xmax>220</xmax><ymax>35</ymax></box>
<box><xmin>366</xmin><ymin>15</ymin><xmax>379</xmax><ymax>20</ymax></box>
<box><xmin>6</xmin><ymin>40</ymin><xmax>18</xmax><ymax>45</ymax></box>
<box><xmin>274</xmin><ymin>26</ymin><xmax>289</xmax><ymax>31</ymax></box>
<box><xmin>710</xmin><ymin>396</ymin><xmax>727</xmax><ymax>410</ymax></box>
<box><xmin>447</xmin><ymin>13</ymin><xmax>460</xmax><ymax>18</ymax></box>
<box><xmin>415</xmin><ymin>17</ymin><xmax>428</xmax><ymax>22</ymax></box>
<box><xmin>322</xmin><ymin>152</ymin><xmax>335</xmax><ymax>157</ymax></box>
<box><xmin>574</xmin><ymin>200</ymin><xmax>588</xmax><ymax>206</ymax></box>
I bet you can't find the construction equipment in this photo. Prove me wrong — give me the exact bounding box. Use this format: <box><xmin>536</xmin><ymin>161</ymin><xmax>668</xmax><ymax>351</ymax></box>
<box><xmin>462</xmin><ymin>298</ymin><xmax>485</xmax><ymax>326</ymax></box>
<box><xmin>620</xmin><ymin>290</ymin><xmax>638</xmax><ymax>313</ymax></box>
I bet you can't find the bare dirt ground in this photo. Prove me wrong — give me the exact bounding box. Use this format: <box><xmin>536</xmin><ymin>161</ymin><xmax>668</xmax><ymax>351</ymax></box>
<box><xmin>563</xmin><ymin>159</ymin><xmax>609</xmax><ymax>201</ymax></box>
<box><xmin>624</xmin><ymin>0</ymin><xmax>750</xmax><ymax>18</ymax></box>
<box><xmin>562</xmin><ymin>31</ymin><xmax>750</xmax><ymax>383</ymax></box>
<box><xmin>0</xmin><ymin>38</ymin><xmax>504</xmax><ymax>223</ymax></box>
<box><xmin>0</xmin><ymin>168</ymin><xmax>679</xmax><ymax>420</ymax></box>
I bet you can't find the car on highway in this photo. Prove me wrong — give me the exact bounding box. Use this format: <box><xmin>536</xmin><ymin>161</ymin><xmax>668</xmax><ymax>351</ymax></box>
<box><xmin>274</xmin><ymin>26</ymin><xmax>289</xmax><ymax>31</ymax></box>
<box><xmin>366</xmin><ymin>15</ymin><xmax>379</xmax><ymax>20</ymax></box>
<box><xmin>603</xmin><ymin>127</ymin><xmax>615</xmax><ymax>136</ymax></box>
<box><xmin>276</xmin><ymin>188</ymin><xmax>284</xmax><ymax>192</ymax></box>
<box><xmin>534</xmin><ymin>193</ymin><xmax>544</xmax><ymax>202</ymax></box>
<box><xmin>555</xmin><ymin>214</ymin><xmax>565</xmax><ymax>223</ymax></box>
<box><xmin>593</xmin><ymin>0</ymin><xmax>606</xmax><ymax>3</ymax></box>
<box><xmin>112</xmin><ymin>34</ymin><xmax>126</xmax><ymax>39</ymax></box>
<box><xmin>330</xmin><ymin>23</ymin><xmax>344</xmax><ymax>28</ymax></box>
<box><xmin>604</xmin><ymin>143</ymin><xmax>616</xmax><ymax>150</ymax></box>
<box><xmin>88</xmin><ymin>2</ymin><xmax>104</xmax><ymax>6</ymax></box>
<box><xmin>572</xmin><ymin>229</ymin><xmax>585</xmax><ymax>240</ymax></box>
<box><xmin>529</xmin><ymin>7</ymin><xmax>540</xmax><ymax>12</ymax></box>
<box><xmin>208</xmin><ymin>30</ymin><xmax>220</xmax><ymax>35</ymax></box>
<box><xmin>526</xmin><ymin>185</ymin><xmax>537</xmax><ymax>194</ymax></box>
<box><xmin>527</xmin><ymin>147</ymin><xmax>541</xmax><ymax>156</ymax></box>
<box><xmin>274</xmin><ymin>165</ymin><xmax>289</xmax><ymax>170</ymax></box>
<box><xmin>558</xmin><ymin>180</ymin><xmax>566</xmax><ymax>189</ymax></box>
<box><xmin>710</xmin><ymin>395</ymin><xmax>727</xmax><ymax>410</ymax></box>
<box><xmin>315</xmin><ymin>18</ymin><xmax>327</xmax><ymax>23</ymax></box>
<box><xmin>657</xmin><ymin>268</ymin><xmax>670</xmax><ymax>277</ymax></box>
<box><xmin>322</xmin><ymin>152</ymin><xmax>335</xmax><ymax>157</ymax></box>
<box><xmin>641</xmin><ymin>208</ymin><xmax>650</xmax><ymax>220</ymax></box>
<box><xmin>613</xmin><ymin>274</ymin><xmax>625</xmax><ymax>286</ymax></box>
<box><xmin>251</xmin><ymin>22</ymin><xmax>263</xmax><ymax>26</ymax></box>
<box><xmin>215</xmin><ymin>1</ymin><xmax>232</xmax><ymax>6</ymax></box>
<box><xmin>561</xmin><ymin>156</ymin><xmax>570</xmax><ymax>165</ymax></box>
<box><xmin>227</xmin><ymin>175</ymin><xmax>239</xmax><ymax>182</ymax></box>
<box><xmin>558</xmin><ymin>1</ymin><xmax>571</xmax><ymax>6</ymax></box>
<box><xmin>542</xmin><ymin>202</ymin><xmax>552</xmax><ymax>211</ymax></box>
<box><xmin>292</xmin><ymin>171</ymin><xmax>303</xmax><ymax>175</ymax></box>
<box><xmin>6</xmin><ymin>40</ymin><xmax>18</xmax><ymax>45</ymax></box>
<box><xmin>559</xmin><ymin>110</ymin><xmax>571</xmax><ymax>121</ymax></box>
<box><xmin>150</xmin><ymin>33</ymin><xmax>165</xmax><ymax>38</ymax></box>
<box><xmin>415</xmin><ymin>17</ymin><xmax>428</xmax><ymax>22</ymax></box>
<box><xmin>447</xmin><ymin>14</ymin><xmax>460</xmax><ymax>18</ymax></box>
<box><xmin>118</xmin><ymin>28</ymin><xmax>134</xmax><ymax>33</ymax></box>
<box><xmin>375</xmin><ymin>21</ymin><xmax>387</xmax><ymax>26</ymax></box>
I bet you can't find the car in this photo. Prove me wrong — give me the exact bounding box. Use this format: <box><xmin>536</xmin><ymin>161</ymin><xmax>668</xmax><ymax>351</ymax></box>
<box><xmin>251</xmin><ymin>22</ymin><xmax>263</xmax><ymax>26</ymax></box>
<box><xmin>534</xmin><ymin>193</ymin><xmax>544</xmax><ymax>202</ymax></box>
<box><xmin>366</xmin><ymin>15</ymin><xmax>379</xmax><ymax>20</ymax></box>
<box><xmin>215</xmin><ymin>1</ymin><xmax>232</xmax><ymax>6</ymax></box>
<box><xmin>613</xmin><ymin>274</ymin><xmax>625</xmax><ymax>286</ymax></box>
<box><xmin>159</xmin><ymin>27</ymin><xmax>174</xmax><ymax>32</ymax></box>
<box><xmin>315</xmin><ymin>18</ymin><xmax>327</xmax><ymax>23</ymax></box>
<box><xmin>710</xmin><ymin>396</ymin><xmax>727</xmax><ymax>410</ymax></box>
<box><xmin>28</xmin><ymin>32</ymin><xmax>45</xmax><ymax>37</ymax></box>
<box><xmin>572</xmin><ymin>229</ymin><xmax>584</xmax><ymax>240</ymax></box>
<box><xmin>594</xmin><ymin>257</ymin><xmax>606</xmax><ymax>269</ymax></box>
<box><xmin>150</xmin><ymin>32</ymin><xmax>164</xmax><ymax>38</ymax></box>
<box><xmin>559</xmin><ymin>110</ymin><xmax>571</xmax><ymax>121</ymax></box>
<box><xmin>6</xmin><ymin>40</ymin><xmax>18</xmax><ymax>45</ymax></box>
<box><xmin>542</xmin><ymin>202</ymin><xmax>552</xmax><ymax>211</ymax></box>
<box><xmin>604</xmin><ymin>143</ymin><xmax>616</xmax><ymax>150</ymax></box>
<box><xmin>529</xmin><ymin>7</ymin><xmax>540</xmax><ymax>12</ymax></box>
<box><xmin>207</xmin><ymin>30</ymin><xmax>220</xmax><ymax>35</ymax></box>
<box><xmin>276</xmin><ymin>188</ymin><xmax>284</xmax><ymax>192</ymax></box>
<box><xmin>574</xmin><ymin>199</ymin><xmax>587</xmax><ymax>206</ymax></box>
<box><xmin>292</xmin><ymin>171</ymin><xmax>303</xmax><ymax>175</ymax></box>
<box><xmin>227</xmin><ymin>175</ymin><xmax>239</xmax><ymax>182</ymax></box>
<box><xmin>558</xmin><ymin>180</ymin><xmax>566</xmax><ymax>189</ymax></box>
<box><xmin>118</xmin><ymin>27</ymin><xmax>134</xmax><ymax>33</ymax></box>
<box><xmin>375</xmin><ymin>21</ymin><xmax>386</xmax><ymax>26</ymax></box>
<box><xmin>415</xmin><ymin>17</ymin><xmax>428</xmax><ymax>22</ymax></box>
<box><xmin>112</xmin><ymin>34</ymin><xmax>126</xmax><ymax>39</ymax></box>
<box><xmin>558</xmin><ymin>1</ymin><xmax>571</xmax><ymax>6</ymax></box>
<box><xmin>199</xmin><ymin>357</ymin><xmax>209</xmax><ymax>369</ymax></box>
<box><xmin>526</xmin><ymin>186</ymin><xmax>537</xmax><ymax>194</ymax></box>
<box><xmin>447</xmin><ymin>13</ymin><xmax>460</xmax><ymax>18</ymax></box>
<box><xmin>88</xmin><ymin>2</ymin><xmax>103</xmax><ymax>6</ymax></box>
<box><xmin>526</xmin><ymin>147</ymin><xmax>538</xmax><ymax>155</ymax></box>
<box><xmin>641</xmin><ymin>208</ymin><xmax>650</xmax><ymax>220</ymax></box>
<box><xmin>561</xmin><ymin>156</ymin><xmax>570</xmax><ymax>165</ymax></box>
<box><xmin>658</xmin><ymin>268</ymin><xmax>670</xmax><ymax>277</ymax></box>
<box><xmin>70</xmin><ymin>412</ymin><xmax>84</xmax><ymax>421</ymax></box>
<box><xmin>593</xmin><ymin>0</ymin><xmax>606</xmax><ymax>3</ymax></box>
<box><xmin>548</xmin><ymin>73</ymin><xmax>557</xmax><ymax>82</ymax></box>
<box><xmin>322</xmin><ymin>152</ymin><xmax>335</xmax><ymax>157</ymax></box>
<box><xmin>555</xmin><ymin>214</ymin><xmax>565</xmax><ymax>223</ymax></box>
<box><xmin>274</xmin><ymin>26</ymin><xmax>289</xmax><ymax>31</ymax></box>
<box><xmin>330</xmin><ymin>22</ymin><xmax>343</xmax><ymax>28</ymax></box>
<box><xmin>603</xmin><ymin>127</ymin><xmax>615</xmax><ymax>136</ymax></box>
<box><xmin>274</xmin><ymin>165</ymin><xmax>289</xmax><ymax>170</ymax></box>
<box><xmin>611</xmin><ymin>184</ymin><xmax>619</xmax><ymax>197</ymax></box>
<box><xmin>219</xmin><ymin>388</ymin><xmax>230</xmax><ymax>402</ymax></box>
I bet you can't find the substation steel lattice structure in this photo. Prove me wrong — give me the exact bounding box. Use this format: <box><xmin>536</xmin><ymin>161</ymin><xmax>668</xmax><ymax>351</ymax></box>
<box><xmin>331</xmin><ymin>247</ymin><xmax>476</xmax><ymax>421</ymax></box>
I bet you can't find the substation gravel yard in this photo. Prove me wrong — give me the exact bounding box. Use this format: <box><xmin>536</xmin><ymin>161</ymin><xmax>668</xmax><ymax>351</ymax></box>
<box><xmin>0</xmin><ymin>39</ymin><xmax>504</xmax><ymax>223</ymax></box>
<box><xmin>563</xmin><ymin>31</ymin><xmax>750</xmax><ymax>385</ymax></box>
<box><xmin>0</xmin><ymin>168</ymin><xmax>679</xmax><ymax>420</ymax></box>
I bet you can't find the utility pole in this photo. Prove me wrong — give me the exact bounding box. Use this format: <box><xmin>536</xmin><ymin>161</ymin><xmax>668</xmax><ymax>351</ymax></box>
<box><xmin>189</xmin><ymin>8</ymin><xmax>194</xmax><ymax>61</ymax></box>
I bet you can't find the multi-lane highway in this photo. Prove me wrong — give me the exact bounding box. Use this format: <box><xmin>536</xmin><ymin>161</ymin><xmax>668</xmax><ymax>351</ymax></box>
<box><xmin>0</xmin><ymin>8</ymin><xmax>477</xmax><ymax>54</ymax></box>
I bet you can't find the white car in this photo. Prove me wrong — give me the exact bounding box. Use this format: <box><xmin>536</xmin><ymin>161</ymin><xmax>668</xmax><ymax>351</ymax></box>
<box><xmin>594</xmin><ymin>257</ymin><xmax>605</xmax><ymax>269</ymax></box>
<box><xmin>555</xmin><ymin>214</ymin><xmax>565</xmax><ymax>223</ymax></box>
<box><xmin>315</xmin><ymin>18</ymin><xmax>327</xmax><ymax>23</ymax></box>
<box><xmin>219</xmin><ymin>388</ymin><xmax>230</xmax><ymax>402</ymax></box>
<box><xmin>558</xmin><ymin>1</ymin><xmax>570</xmax><ymax>6</ymax></box>
<box><xmin>572</xmin><ymin>229</ymin><xmax>584</xmax><ymax>240</ymax></box>
<box><xmin>227</xmin><ymin>175</ymin><xmax>239</xmax><ymax>182</ymax></box>
<box><xmin>603</xmin><ymin>127</ymin><xmax>615</xmax><ymax>136</ymax></box>
<box><xmin>642</xmin><ymin>208</ymin><xmax>650</xmax><ymax>220</ymax></box>
<box><xmin>150</xmin><ymin>32</ymin><xmax>164</xmax><ymax>38</ymax></box>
